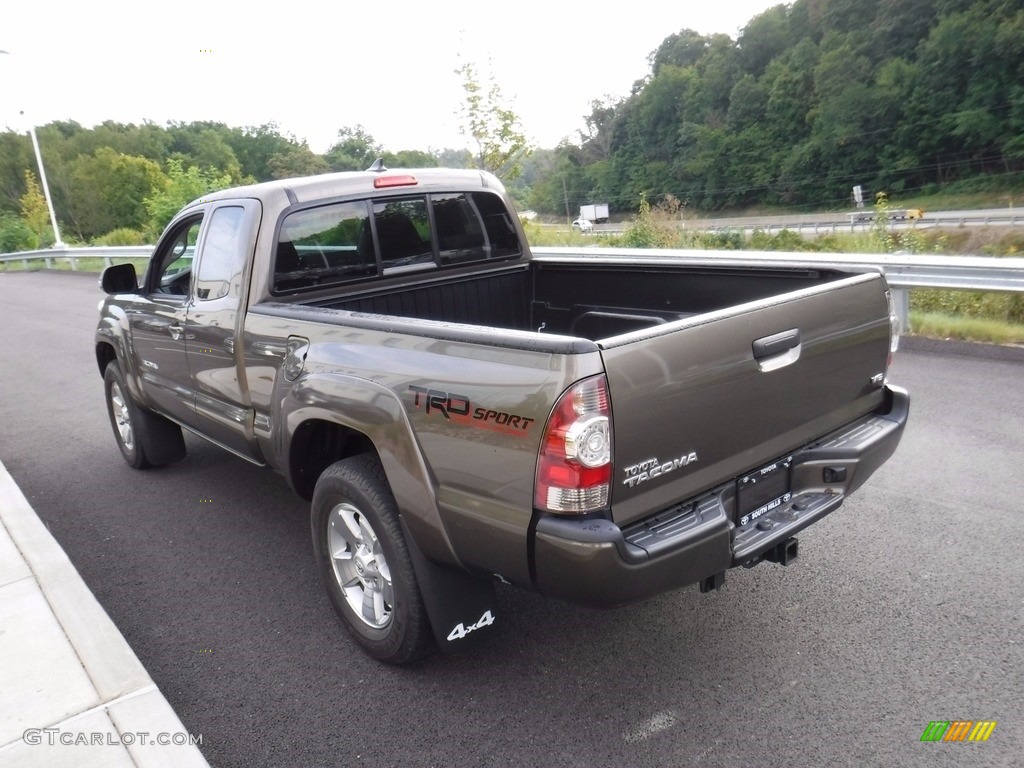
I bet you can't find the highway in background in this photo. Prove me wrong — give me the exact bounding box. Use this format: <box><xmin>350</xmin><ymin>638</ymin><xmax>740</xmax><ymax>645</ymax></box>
<box><xmin>567</xmin><ymin>207</ymin><xmax>1024</xmax><ymax>237</ymax></box>
<box><xmin>0</xmin><ymin>271</ymin><xmax>1020</xmax><ymax>767</ymax></box>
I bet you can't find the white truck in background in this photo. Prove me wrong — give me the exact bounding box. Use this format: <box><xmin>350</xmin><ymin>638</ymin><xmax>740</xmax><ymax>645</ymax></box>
<box><xmin>580</xmin><ymin>203</ymin><xmax>610</xmax><ymax>224</ymax></box>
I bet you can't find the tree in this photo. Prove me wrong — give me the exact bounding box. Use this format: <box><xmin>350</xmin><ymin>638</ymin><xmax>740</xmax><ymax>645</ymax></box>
<box><xmin>225</xmin><ymin>123</ymin><xmax>303</xmax><ymax>181</ymax></box>
<box><xmin>382</xmin><ymin>150</ymin><xmax>439</xmax><ymax>168</ymax></box>
<box><xmin>19</xmin><ymin>171</ymin><xmax>52</xmax><ymax>244</ymax></box>
<box><xmin>324</xmin><ymin>126</ymin><xmax>382</xmax><ymax>171</ymax></box>
<box><xmin>738</xmin><ymin>4</ymin><xmax>795</xmax><ymax>75</ymax></box>
<box><xmin>455</xmin><ymin>60</ymin><xmax>531</xmax><ymax>181</ymax></box>
<box><xmin>0</xmin><ymin>213</ymin><xmax>38</xmax><ymax>252</ymax></box>
<box><xmin>267</xmin><ymin>145</ymin><xmax>330</xmax><ymax>179</ymax></box>
<box><xmin>0</xmin><ymin>132</ymin><xmax>35</xmax><ymax>212</ymax></box>
<box><xmin>580</xmin><ymin>97</ymin><xmax>622</xmax><ymax>162</ymax></box>
<box><xmin>143</xmin><ymin>159</ymin><xmax>234</xmax><ymax>238</ymax></box>
<box><xmin>166</xmin><ymin>123</ymin><xmax>246</xmax><ymax>182</ymax></box>
<box><xmin>67</xmin><ymin>149</ymin><xmax>166</xmax><ymax>240</ymax></box>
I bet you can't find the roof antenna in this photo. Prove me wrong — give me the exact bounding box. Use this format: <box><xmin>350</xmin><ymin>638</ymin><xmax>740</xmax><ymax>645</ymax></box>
<box><xmin>366</xmin><ymin>158</ymin><xmax>388</xmax><ymax>173</ymax></box>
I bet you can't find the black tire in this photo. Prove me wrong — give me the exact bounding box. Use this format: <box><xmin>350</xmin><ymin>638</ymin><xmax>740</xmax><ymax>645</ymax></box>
<box><xmin>103</xmin><ymin>360</ymin><xmax>186</xmax><ymax>469</ymax></box>
<box><xmin>311</xmin><ymin>454</ymin><xmax>434</xmax><ymax>664</ymax></box>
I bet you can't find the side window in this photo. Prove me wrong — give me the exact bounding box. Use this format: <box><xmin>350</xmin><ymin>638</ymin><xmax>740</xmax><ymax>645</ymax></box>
<box><xmin>195</xmin><ymin>206</ymin><xmax>245</xmax><ymax>301</ymax></box>
<box><xmin>473</xmin><ymin>192</ymin><xmax>521</xmax><ymax>259</ymax></box>
<box><xmin>275</xmin><ymin>201</ymin><xmax>374</xmax><ymax>293</ymax></box>
<box><xmin>433</xmin><ymin>193</ymin><xmax>486</xmax><ymax>265</ymax></box>
<box><xmin>150</xmin><ymin>216</ymin><xmax>203</xmax><ymax>296</ymax></box>
<box><xmin>373</xmin><ymin>198</ymin><xmax>432</xmax><ymax>271</ymax></box>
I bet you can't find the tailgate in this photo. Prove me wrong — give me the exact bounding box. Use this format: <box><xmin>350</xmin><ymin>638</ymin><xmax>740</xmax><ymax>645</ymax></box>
<box><xmin>602</xmin><ymin>272</ymin><xmax>891</xmax><ymax>526</ymax></box>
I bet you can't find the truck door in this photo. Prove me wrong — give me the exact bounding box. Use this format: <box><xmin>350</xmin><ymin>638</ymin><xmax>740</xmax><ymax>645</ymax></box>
<box><xmin>128</xmin><ymin>214</ymin><xmax>204</xmax><ymax>426</ymax></box>
<box><xmin>184</xmin><ymin>200</ymin><xmax>264</xmax><ymax>462</ymax></box>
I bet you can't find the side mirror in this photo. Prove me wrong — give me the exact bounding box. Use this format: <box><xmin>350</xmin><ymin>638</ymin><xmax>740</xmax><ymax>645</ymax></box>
<box><xmin>100</xmin><ymin>263</ymin><xmax>138</xmax><ymax>294</ymax></box>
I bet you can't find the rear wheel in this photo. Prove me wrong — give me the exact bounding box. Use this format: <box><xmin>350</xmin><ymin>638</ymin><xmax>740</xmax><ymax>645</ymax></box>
<box><xmin>103</xmin><ymin>360</ymin><xmax>185</xmax><ymax>468</ymax></box>
<box><xmin>311</xmin><ymin>454</ymin><xmax>433</xmax><ymax>664</ymax></box>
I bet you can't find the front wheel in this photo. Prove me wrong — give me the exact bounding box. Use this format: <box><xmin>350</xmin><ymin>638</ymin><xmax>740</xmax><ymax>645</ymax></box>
<box><xmin>103</xmin><ymin>360</ymin><xmax>185</xmax><ymax>468</ymax></box>
<box><xmin>311</xmin><ymin>455</ymin><xmax>433</xmax><ymax>664</ymax></box>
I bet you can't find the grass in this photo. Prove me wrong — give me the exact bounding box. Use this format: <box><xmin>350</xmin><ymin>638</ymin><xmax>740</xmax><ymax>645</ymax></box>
<box><xmin>0</xmin><ymin>257</ymin><xmax>149</xmax><ymax>273</ymax></box>
<box><xmin>908</xmin><ymin>312</ymin><xmax>1024</xmax><ymax>346</ymax></box>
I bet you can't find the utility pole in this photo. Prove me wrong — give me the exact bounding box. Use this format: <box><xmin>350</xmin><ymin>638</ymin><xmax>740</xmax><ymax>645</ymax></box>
<box><xmin>25</xmin><ymin>116</ymin><xmax>65</xmax><ymax>247</ymax></box>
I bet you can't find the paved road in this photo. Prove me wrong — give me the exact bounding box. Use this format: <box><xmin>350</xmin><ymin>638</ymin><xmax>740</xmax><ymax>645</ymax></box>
<box><xmin>1</xmin><ymin>270</ymin><xmax>1021</xmax><ymax>768</ymax></box>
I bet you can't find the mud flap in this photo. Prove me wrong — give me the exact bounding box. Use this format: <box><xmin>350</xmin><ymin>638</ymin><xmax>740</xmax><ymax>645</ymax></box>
<box><xmin>400</xmin><ymin>517</ymin><xmax>499</xmax><ymax>654</ymax></box>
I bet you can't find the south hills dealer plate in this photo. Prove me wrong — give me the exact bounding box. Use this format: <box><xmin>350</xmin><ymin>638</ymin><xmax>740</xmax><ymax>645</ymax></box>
<box><xmin>737</xmin><ymin>456</ymin><xmax>793</xmax><ymax>527</ymax></box>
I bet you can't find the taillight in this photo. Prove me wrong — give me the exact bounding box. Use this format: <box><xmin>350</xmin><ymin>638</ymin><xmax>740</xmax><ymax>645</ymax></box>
<box><xmin>885</xmin><ymin>289</ymin><xmax>900</xmax><ymax>370</ymax></box>
<box><xmin>534</xmin><ymin>375</ymin><xmax>612</xmax><ymax>514</ymax></box>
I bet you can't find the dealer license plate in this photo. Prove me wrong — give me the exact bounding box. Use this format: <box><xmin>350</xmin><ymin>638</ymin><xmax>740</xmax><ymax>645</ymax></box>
<box><xmin>737</xmin><ymin>456</ymin><xmax>793</xmax><ymax>527</ymax></box>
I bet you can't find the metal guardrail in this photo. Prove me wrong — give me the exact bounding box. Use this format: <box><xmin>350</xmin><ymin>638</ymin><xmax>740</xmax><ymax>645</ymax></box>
<box><xmin>699</xmin><ymin>213</ymin><xmax>1024</xmax><ymax>235</ymax></box>
<box><xmin>3</xmin><ymin>245</ymin><xmax>1022</xmax><ymax>332</ymax></box>
<box><xmin>0</xmin><ymin>245</ymin><xmax>153</xmax><ymax>270</ymax></box>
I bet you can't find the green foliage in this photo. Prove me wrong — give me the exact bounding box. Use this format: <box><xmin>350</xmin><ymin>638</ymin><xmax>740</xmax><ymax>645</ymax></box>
<box><xmin>166</xmin><ymin>122</ymin><xmax>245</xmax><ymax>182</ymax></box>
<box><xmin>383</xmin><ymin>150</ymin><xmax>439</xmax><ymax>168</ymax></box>
<box><xmin>224</xmin><ymin>123</ymin><xmax>304</xmax><ymax>181</ymax></box>
<box><xmin>324</xmin><ymin>126</ymin><xmax>381</xmax><ymax>172</ymax></box>
<box><xmin>870</xmin><ymin>192</ymin><xmax>896</xmax><ymax>253</ymax></box>
<box><xmin>749</xmin><ymin>228</ymin><xmax>822</xmax><ymax>251</ymax></box>
<box><xmin>267</xmin><ymin>145</ymin><xmax>330</xmax><ymax>179</ymax></box>
<box><xmin>0</xmin><ymin>213</ymin><xmax>39</xmax><ymax>252</ymax></box>
<box><xmin>621</xmin><ymin>193</ymin><xmax>672</xmax><ymax>248</ymax></box>
<box><xmin>909</xmin><ymin>311</ymin><xmax>1024</xmax><ymax>344</ymax></box>
<box><xmin>143</xmin><ymin>159</ymin><xmax>234</xmax><ymax>238</ymax></box>
<box><xmin>93</xmin><ymin>227</ymin><xmax>147</xmax><ymax>246</ymax></box>
<box><xmin>455</xmin><ymin>60</ymin><xmax>532</xmax><ymax>181</ymax></box>
<box><xmin>0</xmin><ymin>132</ymin><xmax>35</xmax><ymax>214</ymax></box>
<box><xmin>19</xmin><ymin>171</ymin><xmax>53</xmax><ymax>246</ymax></box>
<box><xmin>67</xmin><ymin>149</ymin><xmax>166</xmax><ymax>240</ymax></box>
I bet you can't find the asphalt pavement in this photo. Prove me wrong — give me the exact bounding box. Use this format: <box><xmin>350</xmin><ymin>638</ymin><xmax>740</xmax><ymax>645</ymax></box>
<box><xmin>0</xmin><ymin>269</ymin><xmax>1021</xmax><ymax>768</ymax></box>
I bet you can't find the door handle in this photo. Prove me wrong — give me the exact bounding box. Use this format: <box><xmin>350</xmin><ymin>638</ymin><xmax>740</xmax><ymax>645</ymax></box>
<box><xmin>752</xmin><ymin>328</ymin><xmax>801</xmax><ymax>372</ymax></box>
<box><xmin>753</xmin><ymin>329</ymin><xmax>800</xmax><ymax>360</ymax></box>
<box><xmin>169</xmin><ymin>325</ymin><xmax>184</xmax><ymax>341</ymax></box>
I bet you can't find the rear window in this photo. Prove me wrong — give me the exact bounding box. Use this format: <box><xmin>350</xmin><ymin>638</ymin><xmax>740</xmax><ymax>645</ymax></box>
<box><xmin>272</xmin><ymin>191</ymin><xmax>521</xmax><ymax>293</ymax></box>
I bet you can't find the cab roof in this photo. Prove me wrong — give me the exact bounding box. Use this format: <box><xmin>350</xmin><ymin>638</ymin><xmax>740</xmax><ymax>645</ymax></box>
<box><xmin>184</xmin><ymin>166</ymin><xmax>505</xmax><ymax>211</ymax></box>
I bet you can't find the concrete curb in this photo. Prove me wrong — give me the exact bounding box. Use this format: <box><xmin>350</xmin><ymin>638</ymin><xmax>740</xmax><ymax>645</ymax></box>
<box><xmin>0</xmin><ymin>460</ymin><xmax>210</xmax><ymax>767</ymax></box>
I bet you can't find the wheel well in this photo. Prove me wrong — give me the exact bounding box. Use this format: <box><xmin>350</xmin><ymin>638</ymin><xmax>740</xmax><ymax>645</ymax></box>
<box><xmin>290</xmin><ymin>419</ymin><xmax>377</xmax><ymax>500</ymax></box>
<box><xmin>96</xmin><ymin>342</ymin><xmax>117</xmax><ymax>376</ymax></box>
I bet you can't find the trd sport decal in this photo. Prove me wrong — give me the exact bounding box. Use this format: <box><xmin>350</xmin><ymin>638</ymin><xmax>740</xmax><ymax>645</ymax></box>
<box><xmin>409</xmin><ymin>385</ymin><xmax>535</xmax><ymax>434</ymax></box>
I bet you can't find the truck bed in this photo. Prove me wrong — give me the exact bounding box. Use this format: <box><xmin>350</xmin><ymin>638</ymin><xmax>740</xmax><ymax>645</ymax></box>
<box><xmin>308</xmin><ymin>259</ymin><xmax>848</xmax><ymax>341</ymax></box>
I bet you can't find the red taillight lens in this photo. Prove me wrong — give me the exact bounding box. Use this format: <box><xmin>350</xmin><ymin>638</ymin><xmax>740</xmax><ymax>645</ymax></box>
<box><xmin>373</xmin><ymin>175</ymin><xmax>418</xmax><ymax>188</ymax></box>
<box><xmin>535</xmin><ymin>375</ymin><xmax>612</xmax><ymax>514</ymax></box>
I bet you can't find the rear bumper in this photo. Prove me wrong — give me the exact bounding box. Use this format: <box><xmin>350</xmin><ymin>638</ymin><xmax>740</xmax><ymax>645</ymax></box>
<box><xmin>531</xmin><ymin>385</ymin><xmax>909</xmax><ymax>608</ymax></box>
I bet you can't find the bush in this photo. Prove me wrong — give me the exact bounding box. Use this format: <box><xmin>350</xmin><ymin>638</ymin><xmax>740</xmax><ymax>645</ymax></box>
<box><xmin>0</xmin><ymin>214</ymin><xmax>40</xmax><ymax>253</ymax></box>
<box><xmin>94</xmin><ymin>227</ymin><xmax>147</xmax><ymax>246</ymax></box>
<box><xmin>749</xmin><ymin>228</ymin><xmax>821</xmax><ymax>252</ymax></box>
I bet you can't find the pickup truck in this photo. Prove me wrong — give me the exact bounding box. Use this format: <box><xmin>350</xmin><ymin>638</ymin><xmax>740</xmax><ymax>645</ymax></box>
<box><xmin>95</xmin><ymin>165</ymin><xmax>909</xmax><ymax>664</ymax></box>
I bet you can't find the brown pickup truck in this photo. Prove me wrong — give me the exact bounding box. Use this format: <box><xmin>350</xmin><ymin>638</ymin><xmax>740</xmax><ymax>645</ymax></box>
<box><xmin>96</xmin><ymin>165</ymin><xmax>909</xmax><ymax>663</ymax></box>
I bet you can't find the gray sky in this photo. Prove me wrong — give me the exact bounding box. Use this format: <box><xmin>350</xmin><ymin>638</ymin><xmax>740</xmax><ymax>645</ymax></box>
<box><xmin>2</xmin><ymin>0</ymin><xmax>784</xmax><ymax>153</ymax></box>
